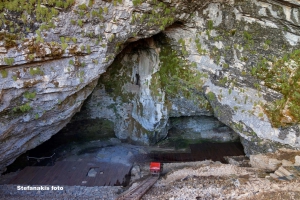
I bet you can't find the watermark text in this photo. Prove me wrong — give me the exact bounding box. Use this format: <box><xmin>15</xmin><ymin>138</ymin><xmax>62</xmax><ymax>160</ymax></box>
<box><xmin>17</xmin><ymin>185</ymin><xmax>64</xmax><ymax>191</ymax></box>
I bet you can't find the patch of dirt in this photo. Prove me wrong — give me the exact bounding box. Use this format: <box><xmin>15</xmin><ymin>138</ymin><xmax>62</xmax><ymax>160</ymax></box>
<box><xmin>261</xmin><ymin>148</ymin><xmax>300</xmax><ymax>163</ymax></box>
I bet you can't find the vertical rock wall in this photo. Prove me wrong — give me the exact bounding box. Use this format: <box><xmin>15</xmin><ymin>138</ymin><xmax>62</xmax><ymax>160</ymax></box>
<box><xmin>74</xmin><ymin>0</ymin><xmax>300</xmax><ymax>154</ymax></box>
<box><xmin>72</xmin><ymin>37</ymin><xmax>212</xmax><ymax>144</ymax></box>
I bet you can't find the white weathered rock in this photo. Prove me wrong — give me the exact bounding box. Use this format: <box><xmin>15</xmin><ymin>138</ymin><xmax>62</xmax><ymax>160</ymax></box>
<box><xmin>295</xmin><ymin>156</ymin><xmax>300</xmax><ymax>165</ymax></box>
<box><xmin>250</xmin><ymin>154</ymin><xmax>281</xmax><ymax>171</ymax></box>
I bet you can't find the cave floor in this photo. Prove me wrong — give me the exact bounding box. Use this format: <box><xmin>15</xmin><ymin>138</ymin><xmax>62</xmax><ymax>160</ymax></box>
<box><xmin>1</xmin><ymin>138</ymin><xmax>148</xmax><ymax>186</ymax></box>
<box><xmin>1</xmin><ymin>138</ymin><xmax>246</xmax><ymax>187</ymax></box>
<box><xmin>8</xmin><ymin>161</ymin><xmax>131</xmax><ymax>187</ymax></box>
<box><xmin>2</xmin><ymin>138</ymin><xmax>300</xmax><ymax>199</ymax></box>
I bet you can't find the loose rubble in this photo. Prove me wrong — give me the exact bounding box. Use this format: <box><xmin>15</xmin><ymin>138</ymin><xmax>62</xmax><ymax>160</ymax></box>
<box><xmin>143</xmin><ymin>162</ymin><xmax>300</xmax><ymax>200</ymax></box>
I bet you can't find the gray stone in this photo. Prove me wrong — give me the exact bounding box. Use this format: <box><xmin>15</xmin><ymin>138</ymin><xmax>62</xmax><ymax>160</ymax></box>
<box><xmin>87</xmin><ymin>168</ymin><xmax>97</xmax><ymax>177</ymax></box>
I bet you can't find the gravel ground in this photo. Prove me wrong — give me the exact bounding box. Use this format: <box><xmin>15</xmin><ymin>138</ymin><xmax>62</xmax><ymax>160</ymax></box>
<box><xmin>143</xmin><ymin>162</ymin><xmax>300</xmax><ymax>200</ymax></box>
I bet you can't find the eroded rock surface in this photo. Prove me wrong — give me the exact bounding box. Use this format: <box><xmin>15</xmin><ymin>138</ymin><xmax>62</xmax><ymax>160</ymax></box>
<box><xmin>250</xmin><ymin>148</ymin><xmax>300</xmax><ymax>171</ymax></box>
<box><xmin>169</xmin><ymin>116</ymin><xmax>239</xmax><ymax>142</ymax></box>
<box><xmin>0</xmin><ymin>0</ymin><xmax>195</xmax><ymax>173</ymax></box>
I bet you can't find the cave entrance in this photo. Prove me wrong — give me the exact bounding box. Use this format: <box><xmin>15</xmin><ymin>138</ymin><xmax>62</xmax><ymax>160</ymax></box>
<box><xmin>149</xmin><ymin>116</ymin><xmax>246</xmax><ymax>163</ymax></box>
<box><xmin>3</xmin><ymin>118</ymin><xmax>116</xmax><ymax>175</ymax></box>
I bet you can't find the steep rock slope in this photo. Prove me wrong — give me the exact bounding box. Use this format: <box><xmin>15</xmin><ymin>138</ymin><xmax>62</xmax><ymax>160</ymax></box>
<box><xmin>0</xmin><ymin>0</ymin><xmax>196</xmax><ymax>173</ymax></box>
<box><xmin>0</xmin><ymin>0</ymin><xmax>300</xmax><ymax>173</ymax></box>
<box><xmin>71</xmin><ymin>36</ymin><xmax>231</xmax><ymax>144</ymax></box>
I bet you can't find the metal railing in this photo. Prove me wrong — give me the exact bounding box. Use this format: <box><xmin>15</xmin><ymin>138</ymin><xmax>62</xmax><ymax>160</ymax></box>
<box><xmin>27</xmin><ymin>153</ymin><xmax>56</xmax><ymax>166</ymax></box>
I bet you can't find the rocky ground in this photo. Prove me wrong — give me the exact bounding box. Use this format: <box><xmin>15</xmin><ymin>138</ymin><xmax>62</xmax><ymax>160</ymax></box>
<box><xmin>143</xmin><ymin>161</ymin><xmax>300</xmax><ymax>200</ymax></box>
<box><xmin>1</xmin><ymin>139</ymin><xmax>300</xmax><ymax>199</ymax></box>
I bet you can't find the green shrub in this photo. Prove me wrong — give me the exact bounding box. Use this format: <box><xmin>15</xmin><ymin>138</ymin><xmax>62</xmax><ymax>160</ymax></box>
<box><xmin>19</xmin><ymin>103</ymin><xmax>31</xmax><ymax>112</ymax></box>
<box><xmin>24</xmin><ymin>91</ymin><xmax>36</xmax><ymax>99</ymax></box>
<box><xmin>78</xmin><ymin>19</ymin><xmax>83</xmax><ymax>27</ymax></box>
<box><xmin>243</xmin><ymin>31</ymin><xmax>252</xmax><ymax>41</ymax></box>
<box><xmin>206</xmin><ymin>92</ymin><xmax>216</xmax><ymax>101</ymax></box>
<box><xmin>1</xmin><ymin>0</ymin><xmax>75</xmax><ymax>35</ymax></box>
<box><xmin>72</xmin><ymin>37</ymin><xmax>77</xmax><ymax>43</ymax></box>
<box><xmin>155</xmin><ymin>40</ymin><xmax>208</xmax><ymax>100</ymax></box>
<box><xmin>61</xmin><ymin>43</ymin><xmax>68</xmax><ymax>50</ymax></box>
<box><xmin>265</xmin><ymin>39</ymin><xmax>271</xmax><ymax>45</ymax></box>
<box><xmin>80</xmin><ymin>45</ymin><xmax>85</xmax><ymax>51</ymax></box>
<box><xmin>103</xmin><ymin>6</ymin><xmax>108</xmax><ymax>14</ymax></box>
<box><xmin>13</xmin><ymin>102</ymin><xmax>31</xmax><ymax>113</ymax></box>
<box><xmin>69</xmin><ymin>59</ymin><xmax>74</xmax><ymax>65</ymax></box>
<box><xmin>229</xmin><ymin>29</ymin><xmax>236</xmax><ymax>36</ymax></box>
<box><xmin>195</xmin><ymin>38</ymin><xmax>207</xmax><ymax>55</ymax></box>
<box><xmin>252</xmin><ymin>49</ymin><xmax>300</xmax><ymax>127</ymax></box>
<box><xmin>108</xmin><ymin>34</ymin><xmax>115</xmax><ymax>42</ymax></box>
<box><xmin>0</xmin><ymin>69</ymin><xmax>8</xmax><ymax>78</ymax></box>
<box><xmin>28</xmin><ymin>54</ymin><xmax>35</xmax><ymax>61</ymax></box>
<box><xmin>207</xmin><ymin>20</ymin><xmax>213</xmax><ymax>30</ymax></box>
<box><xmin>4</xmin><ymin>57</ymin><xmax>14</xmax><ymax>65</ymax></box>
<box><xmin>87</xmin><ymin>45</ymin><xmax>91</xmax><ymax>54</ymax></box>
<box><xmin>78</xmin><ymin>4</ymin><xmax>88</xmax><ymax>10</ymax></box>
<box><xmin>88</xmin><ymin>0</ymin><xmax>94</xmax><ymax>7</ymax></box>
<box><xmin>132</xmin><ymin>0</ymin><xmax>143</xmax><ymax>6</ymax></box>
<box><xmin>29</xmin><ymin>67</ymin><xmax>44</xmax><ymax>76</ymax></box>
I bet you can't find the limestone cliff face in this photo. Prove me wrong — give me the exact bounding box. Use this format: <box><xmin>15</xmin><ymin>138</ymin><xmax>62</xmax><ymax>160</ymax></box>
<box><xmin>72</xmin><ymin>37</ymin><xmax>213</xmax><ymax>144</ymax></box>
<box><xmin>1</xmin><ymin>0</ymin><xmax>300</xmax><ymax>173</ymax></box>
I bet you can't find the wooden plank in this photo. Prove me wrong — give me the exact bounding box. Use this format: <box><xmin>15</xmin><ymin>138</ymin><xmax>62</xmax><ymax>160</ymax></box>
<box><xmin>57</xmin><ymin>162</ymin><xmax>75</xmax><ymax>186</ymax></box>
<box><xmin>42</xmin><ymin>162</ymin><xmax>64</xmax><ymax>185</ymax></box>
<box><xmin>116</xmin><ymin>176</ymin><xmax>159</xmax><ymax>200</ymax></box>
<box><xmin>21</xmin><ymin>167</ymin><xmax>44</xmax><ymax>184</ymax></box>
<box><xmin>9</xmin><ymin>167</ymin><xmax>33</xmax><ymax>184</ymax></box>
<box><xmin>80</xmin><ymin>162</ymin><xmax>98</xmax><ymax>186</ymax></box>
<box><xmin>85</xmin><ymin>165</ymin><xmax>100</xmax><ymax>187</ymax></box>
<box><xmin>68</xmin><ymin>161</ymin><xmax>90</xmax><ymax>186</ymax></box>
<box><xmin>38</xmin><ymin>161</ymin><xmax>63</xmax><ymax>185</ymax></box>
<box><xmin>94</xmin><ymin>163</ymin><xmax>110</xmax><ymax>186</ymax></box>
<box><xmin>116</xmin><ymin>164</ymin><xmax>130</xmax><ymax>186</ymax></box>
<box><xmin>104</xmin><ymin>164</ymin><xmax>116</xmax><ymax>186</ymax></box>
<box><xmin>50</xmin><ymin>161</ymin><xmax>72</xmax><ymax>185</ymax></box>
<box><xmin>66</xmin><ymin>161</ymin><xmax>86</xmax><ymax>186</ymax></box>
<box><xmin>28</xmin><ymin>167</ymin><xmax>49</xmax><ymax>185</ymax></box>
